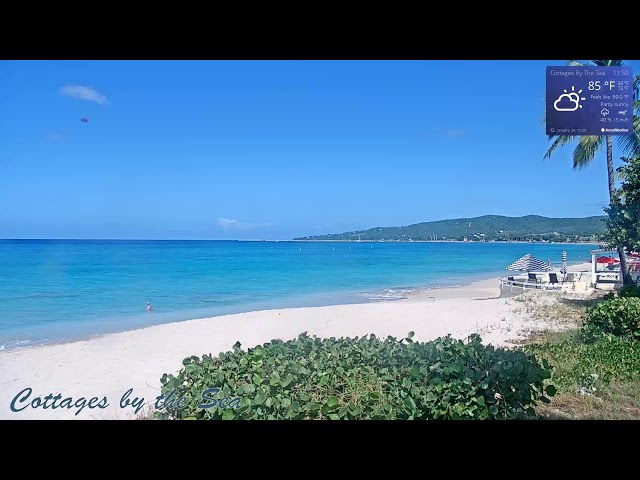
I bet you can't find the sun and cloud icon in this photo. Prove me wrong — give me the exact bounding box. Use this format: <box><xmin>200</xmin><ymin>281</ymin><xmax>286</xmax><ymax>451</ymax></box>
<box><xmin>554</xmin><ymin>86</ymin><xmax>586</xmax><ymax>112</ymax></box>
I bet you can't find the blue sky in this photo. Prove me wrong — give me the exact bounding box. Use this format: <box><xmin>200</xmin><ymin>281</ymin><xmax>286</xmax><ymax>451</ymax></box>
<box><xmin>1</xmin><ymin>60</ymin><xmax>638</xmax><ymax>240</ymax></box>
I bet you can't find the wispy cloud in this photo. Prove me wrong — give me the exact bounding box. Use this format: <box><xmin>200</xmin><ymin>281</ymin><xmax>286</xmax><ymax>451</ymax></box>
<box><xmin>59</xmin><ymin>85</ymin><xmax>109</xmax><ymax>105</ymax></box>
<box><xmin>44</xmin><ymin>132</ymin><xmax>65</xmax><ymax>141</ymax></box>
<box><xmin>217</xmin><ymin>217</ymin><xmax>256</xmax><ymax>230</ymax></box>
<box><xmin>424</xmin><ymin>125</ymin><xmax>467</xmax><ymax>139</ymax></box>
<box><xmin>446</xmin><ymin>129</ymin><xmax>466</xmax><ymax>138</ymax></box>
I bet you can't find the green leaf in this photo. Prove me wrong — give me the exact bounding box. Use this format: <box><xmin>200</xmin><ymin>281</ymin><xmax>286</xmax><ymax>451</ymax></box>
<box><xmin>243</xmin><ymin>383</ymin><xmax>256</xmax><ymax>394</ymax></box>
<box><xmin>222</xmin><ymin>409</ymin><xmax>235</xmax><ymax>420</ymax></box>
<box><xmin>327</xmin><ymin>397</ymin><xmax>339</xmax><ymax>408</ymax></box>
<box><xmin>269</xmin><ymin>377</ymin><xmax>281</xmax><ymax>386</ymax></box>
<box><xmin>404</xmin><ymin>396</ymin><xmax>417</xmax><ymax>411</ymax></box>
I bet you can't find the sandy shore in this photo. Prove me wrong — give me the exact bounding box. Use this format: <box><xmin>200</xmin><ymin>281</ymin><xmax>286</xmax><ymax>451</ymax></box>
<box><xmin>0</xmin><ymin>263</ymin><xmax>592</xmax><ymax>420</ymax></box>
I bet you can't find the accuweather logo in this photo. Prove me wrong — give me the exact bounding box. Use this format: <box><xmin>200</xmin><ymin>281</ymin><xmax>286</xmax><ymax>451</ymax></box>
<box><xmin>601</xmin><ymin>128</ymin><xmax>630</xmax><ymax>133</ymax></box>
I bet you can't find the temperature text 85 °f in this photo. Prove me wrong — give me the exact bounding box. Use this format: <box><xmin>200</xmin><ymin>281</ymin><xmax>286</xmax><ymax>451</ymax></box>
<box><xmin>589</xmin><ymin>81</ymin><xmax>618</xmax><ymax>91</ymax></box>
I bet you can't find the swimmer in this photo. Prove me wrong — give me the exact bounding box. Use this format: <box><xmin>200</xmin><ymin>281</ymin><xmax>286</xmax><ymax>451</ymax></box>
<box><xmin>146</xmin><ymin>302</ymin><xmax>152</xmax><ymax>312</ymax></box>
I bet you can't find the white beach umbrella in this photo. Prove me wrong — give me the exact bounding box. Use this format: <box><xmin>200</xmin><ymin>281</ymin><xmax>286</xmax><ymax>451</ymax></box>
<box><xmin>506</xmin><ymin>254</ymin><xmax>552</xmax><ymax>272</ymax></box>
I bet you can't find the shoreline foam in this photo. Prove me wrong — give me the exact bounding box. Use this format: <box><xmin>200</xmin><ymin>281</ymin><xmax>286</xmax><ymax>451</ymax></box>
<box><xmin>0</xmin><ymin>268</ymin><xmax>506</xmax><ymax>352</ymax></box>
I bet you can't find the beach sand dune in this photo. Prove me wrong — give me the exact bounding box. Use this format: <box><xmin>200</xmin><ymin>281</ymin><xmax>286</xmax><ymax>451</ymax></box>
<box><xmin>0</xmin><ymin>273</ymin><xmax>588</xmax><ymax>420</ymax></box>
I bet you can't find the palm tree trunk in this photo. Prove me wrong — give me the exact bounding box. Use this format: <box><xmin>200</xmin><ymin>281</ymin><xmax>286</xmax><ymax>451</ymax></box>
<box><xmin>607</xmin><ymin>135</ymin><xmax>631</xmax><ymax>285</ymax></box>
<box><xmin>606</xmin><ymin>136</ymin><xmax>615</xmax><ymax>199</ymax></box>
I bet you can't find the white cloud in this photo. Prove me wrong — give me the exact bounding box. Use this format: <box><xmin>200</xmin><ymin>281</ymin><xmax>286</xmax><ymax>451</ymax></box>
<box><xmin>44</xmin><ymin>132</ymin><xmax>64</xmax><ymax>141</ymax></box>
<box><xmin>59</xmin><ymin>85</ymin><xmax>109</xmax><ymax>105</ymax></box>
<box><xmin>218</xmin><ymin>217</ymin><xmax>239</xmax><ymax>227</ymax></box>
<box><xmin>217</xmin><ymin>217</ymin><xmax>256</xmax><ymax>230</ymax></box>
<box><xmin>426</xmin><ymin>125</ymin><xmax>467</xmax><ymax>139</ymax></box>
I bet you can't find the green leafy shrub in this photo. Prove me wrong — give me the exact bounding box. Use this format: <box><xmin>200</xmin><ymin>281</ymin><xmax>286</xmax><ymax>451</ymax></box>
<box><xmin>619</xmin><ymin>285</ymin><xmax>640</xmax><ymax>298</ymax></box>
<box><xmin>603</xmin><ymin>285</ymin><xmax>640</xmax><ymax>301</ymax></box>
<box><xmin>580</xmin><ymin>297</ymin><xmax>640</xmax><ymax>342</ymax></box>
<box><xmin>154</xmin><ymin>332</ymin><xmax>553</xmax><ymax>420</ymax></box>
<box><xmin>526</xmin><ymin>334</ymin><xmax>640</xmax><ymax>393</ymax></box>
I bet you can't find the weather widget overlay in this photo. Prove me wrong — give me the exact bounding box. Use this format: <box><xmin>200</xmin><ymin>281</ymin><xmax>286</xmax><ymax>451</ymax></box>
<box><xmin>546</xmin><ymin>66</ymin><xmax>633</xmax><ymax>136</ymax></box>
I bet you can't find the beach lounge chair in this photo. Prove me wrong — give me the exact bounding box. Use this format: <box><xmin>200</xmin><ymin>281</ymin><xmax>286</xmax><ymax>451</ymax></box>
<box><xmin>527</xmin><ymin>273</ymin><xmax>538</xmax><ymax>284</ymax></box>
<box><xmin>562</xmin><ymin>272</ymin><xmax>575</xmax><ymax>284</ymax></box>
<box><xmin>548</xmin><ymin>273</ymin><xmax>560</xmax><ymax>289</ymax></box>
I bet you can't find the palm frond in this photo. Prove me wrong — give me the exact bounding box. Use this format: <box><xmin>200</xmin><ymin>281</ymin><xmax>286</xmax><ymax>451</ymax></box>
<box><xmin>589</xmin><ymin>60</ymin><xmax>624</xmax><ymax>67</ymax></box>
<box><xmin>617</xmin><ymin>112</ymin><xmax>640</xmax><ymax>158</ymax></box>
<box><xmin>573</xmin><ymin>136</ymin><xmax>603</xmax><ymax>169</ymax></box>
<box><xmin>634</xmin><ymin>74</ymin><xmax>639</xmax><ymax>101</ymax></box>
<box><xmin>569</xmin><ymin>60</ymin><xmax>625</xmax><ymax>68</ymax></box>
<box><xmin>544</xmin><ymin>135</ymin><xmax>577</xmax><ymax>160</ymax></box>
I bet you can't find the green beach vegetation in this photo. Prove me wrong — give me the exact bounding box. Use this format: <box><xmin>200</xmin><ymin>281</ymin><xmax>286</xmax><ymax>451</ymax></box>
<box><xmin>155</xmin><ymin>332</ymin><xmax>554</xmax><ymax>420</ymax></box>
<box><xmin>523</xmin><ymin>286</ymin><xmax>640</xmax><ymax>419</ymax></box>
<box><xmin>152</xmin><ymin>286</ymin><xmax>640</xmax><ymax>420</ymax></box>
<box><xmin>514</xmin><ymin>156</ymin><xmax>640</xmax><ymax>419</ymax></box>
<box><xmin>521</xmin><ymin>156</ymin><xmax>640</xmax><ymax>419</ymax></box>
<box><xmin>294</xmin><ymin>214</ymin><xmax>606</xmax><ymax>243</ymax></box>
<box><xmin>604</xmin><ymin>156</ymin><xmax>640</xmax><ymax>260</ymax></box>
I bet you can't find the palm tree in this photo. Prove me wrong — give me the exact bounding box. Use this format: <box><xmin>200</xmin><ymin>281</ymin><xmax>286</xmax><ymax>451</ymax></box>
<box><xmin>544</xmin><ymin>60</ymin><xmax>640</xmax><ymax>285</ymax></box>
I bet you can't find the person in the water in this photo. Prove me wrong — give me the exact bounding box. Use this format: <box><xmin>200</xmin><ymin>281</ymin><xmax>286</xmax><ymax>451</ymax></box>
<box><xmin>146</xmin><ymin>302</ymin><xmax>152</xmax><ymax>312</ymax></box>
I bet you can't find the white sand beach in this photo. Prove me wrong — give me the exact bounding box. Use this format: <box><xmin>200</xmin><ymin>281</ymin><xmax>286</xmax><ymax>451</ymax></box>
<box><xmin>0</xmin><ymin>263</ymin><xmax>593</xmax><ymax>420</ymax></box>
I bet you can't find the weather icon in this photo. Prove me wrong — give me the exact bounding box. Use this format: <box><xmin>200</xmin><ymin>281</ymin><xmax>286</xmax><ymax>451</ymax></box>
<box><xmin>553</xmin><ymin>86</ymin><xmax>586</xmax><ymax>112</ymax></box>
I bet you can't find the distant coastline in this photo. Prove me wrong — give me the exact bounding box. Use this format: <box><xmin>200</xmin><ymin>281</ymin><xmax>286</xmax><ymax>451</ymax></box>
<box><xmin>290</xmin><ymin>239</ymin><xmax>601</xmax><ymax>245</ymax></box>
<box><xmin>0</xmin><ymin>238</ymin><xmax>603</xmax><ymax>246</ymax></box>
<box><xmin>294</xmin><ymin>214</ymin><xmax>607</xmax><ymax>243</ymax></box>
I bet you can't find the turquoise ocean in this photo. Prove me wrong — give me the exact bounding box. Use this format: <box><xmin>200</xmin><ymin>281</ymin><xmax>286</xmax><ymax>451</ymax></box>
<box><xmin>0</xmin><ymin>240</ymin><xmax>597</xmax><ymax>350</ymax></box>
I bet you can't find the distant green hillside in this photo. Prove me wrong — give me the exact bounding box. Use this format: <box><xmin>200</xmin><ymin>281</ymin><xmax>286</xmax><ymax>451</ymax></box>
<box><xmin>294</xmin><ymin>215</ymin><xmax>607</xmax><ymax>242</ymax></box>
